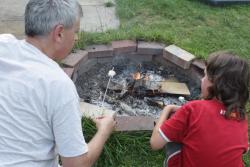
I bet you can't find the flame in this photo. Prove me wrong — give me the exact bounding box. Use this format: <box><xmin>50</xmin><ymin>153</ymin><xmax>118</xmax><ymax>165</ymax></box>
<box><xmin>132</xmin><ymin>72</ymin><xmax>141</xmax><ymax>80</ymax></box>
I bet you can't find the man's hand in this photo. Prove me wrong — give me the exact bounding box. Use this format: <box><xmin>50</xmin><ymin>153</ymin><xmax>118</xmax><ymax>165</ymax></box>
<box><xmin>61</xmin><ymin>115</ymin><xmax>116</xmax><ymax>167</ymax></box>
<box><xmin>94</xmin><ymin>115</ymin><xmax>116</xmax><ymax>136</ymax></box>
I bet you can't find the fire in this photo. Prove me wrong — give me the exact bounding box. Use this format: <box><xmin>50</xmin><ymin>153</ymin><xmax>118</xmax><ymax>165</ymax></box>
<box><xmin>132</xmin><ymin>72</ymin><xmax>150</xmax><ymax>81</ymax></box>
<box><xmin>132</xmin><ymin>72</ymin><xmax>141</xmax><ymax>80</ymax></box>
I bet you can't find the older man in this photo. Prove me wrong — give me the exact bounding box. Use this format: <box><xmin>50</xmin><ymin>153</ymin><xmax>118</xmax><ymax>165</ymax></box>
<box><xmin>0</xmin><ymin>0</ymin><xmax>116</xmax><ymax>167</ymax></box>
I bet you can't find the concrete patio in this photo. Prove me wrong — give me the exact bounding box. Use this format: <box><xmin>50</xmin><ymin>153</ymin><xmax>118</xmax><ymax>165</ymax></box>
<box><xmin>0</xmin><ymin>0</ymin><xmax>120</xmax><ymax>38</ymax></box>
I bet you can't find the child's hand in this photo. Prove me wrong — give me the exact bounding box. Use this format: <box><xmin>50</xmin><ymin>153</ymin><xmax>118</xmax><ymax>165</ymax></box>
<box><xmin>161</xmin><ymin>105</ymin><xmax>181</xmax><ymax>120</ymax></box>
<box><xmin>164</xmin><ymin>105</ymin><xmax>181</xmax><ymax>112</ymax></box>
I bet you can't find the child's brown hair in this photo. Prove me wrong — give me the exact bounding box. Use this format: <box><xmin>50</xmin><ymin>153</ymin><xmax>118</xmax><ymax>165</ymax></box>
<box><xmin>205</xmin><ymin>51</ymin><xmax>250</xmax><ymax>120</ymax></box>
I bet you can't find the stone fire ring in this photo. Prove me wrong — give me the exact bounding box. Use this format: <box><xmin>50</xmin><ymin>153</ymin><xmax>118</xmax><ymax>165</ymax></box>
<box><xmin>61</xmin><ymin>40</ymin><xmax>205</xmax><ymax>132</ymax></box>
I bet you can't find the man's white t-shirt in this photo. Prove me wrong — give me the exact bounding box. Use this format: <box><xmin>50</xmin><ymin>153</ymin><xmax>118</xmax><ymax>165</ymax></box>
<box><xmin>0</xmin><ymin>34</ymin><xmax>88</xmax><ymax>167</ymax></box>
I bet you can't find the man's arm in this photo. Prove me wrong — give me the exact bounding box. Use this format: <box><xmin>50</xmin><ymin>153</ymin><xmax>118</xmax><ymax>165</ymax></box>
<box><xmin>150</xmin><ymin>105</ymin><xmax>180</xmax><ymax>150</ymax></box>
<box><xmin>61</xmin><ymin>115</ymin><xmax>116</xmax><ymax>167</ymax></box>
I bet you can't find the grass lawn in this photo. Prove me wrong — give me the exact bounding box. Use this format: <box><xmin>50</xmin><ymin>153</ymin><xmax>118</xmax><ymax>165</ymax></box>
<box><xmin>76</xmin><ymin>0</ymin><xmax>250</xmax><ymax>166</ymax></box>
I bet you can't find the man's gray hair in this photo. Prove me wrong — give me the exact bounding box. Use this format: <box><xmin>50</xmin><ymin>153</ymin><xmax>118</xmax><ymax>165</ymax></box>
<box><xmin>25</xmin><ymin>0</ymin><xmax>83</xmax><ymax>37</ymax></box>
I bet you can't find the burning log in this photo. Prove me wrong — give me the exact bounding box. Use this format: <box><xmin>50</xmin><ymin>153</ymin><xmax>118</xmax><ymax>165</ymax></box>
<box><xmin>108</xmin><ymin>74</ymin><xmax>190</xmax><ymax>97</ymax></box>
<box><xmin>106</xmin><ymin>63</ymin><xmax>190</xmax><ymax>98</ymax></box>
<box><xmin>159</xmin><ymin>81</ymin><xmax>190</xmax><ymax>96</ymax></box>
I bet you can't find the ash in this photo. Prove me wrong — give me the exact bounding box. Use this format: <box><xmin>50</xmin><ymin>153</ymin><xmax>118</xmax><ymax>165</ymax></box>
<box><xmin>75</xmin><ymin>57</ymin><xmax>200</xmax><ymax>118</ymax></box>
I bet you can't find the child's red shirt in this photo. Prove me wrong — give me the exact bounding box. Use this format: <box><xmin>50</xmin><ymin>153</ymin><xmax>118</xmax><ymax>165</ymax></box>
<box><xmin>160</xmin><ymin>99</ymin><xmax>249</xmax><ymax>167</ymax></box>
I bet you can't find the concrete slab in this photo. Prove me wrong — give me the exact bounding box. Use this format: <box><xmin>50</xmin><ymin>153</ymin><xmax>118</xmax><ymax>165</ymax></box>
<box><xmin>61</xmin><ymin>50</ymin><xmax>88</xmax><ymax>68</ymax></box>
<box><xmin>115</xmin><ymin>116</ymin><xmax>156</xmax><ymax>131</ymax></box>
<box><xmin>192</xmin><ymin>59</ymin><xmax>206</xmax><ymax>70</ymax></box>
<box><xmin>0</xmin><ymin>0</ymin><xmax>28</xmax><ymax>38</ymax></box>
<box><xmin>0</xmin><ymin>20</ymin><xmax>25</xmax><ymax>38</ymax></box>
<box><xmin>62</xmin><ymin>67</ymin><xmax>74</xmax><ymax>78</ymax></box>
<box><xmin>0</xmin><ymin>0</ymin><xmax>28</xmax><ymax>17</ymax></box>
<box><xmin>164</xmin><ymin>45</ymin><xmax>195</xmax><ymax>69</ymax></box>
<box><xmin>80</xmin><ymin>6</ymin><xmax>102</xmax><ymax>32</ymax></box>
<box><xmin>112</xmin><ymin>40</ymin><xmax>137</xmax><ymax>55</ymax></box>
<box><xmin>137</xmin><ymin>41</ymin><xmax>165</xmax><ymax>55</ymax></box>
<box><xmin>78</xmin><ymin>0</ymin><xmax>116</xmax><ymax>6</ymax></box>
<box><xmin>86</xmin><ymin>44</ymin><xmax>113</xmax><ymax>58</ymax></box>
<box><xmin>96</xmin><ymin>5</ymin><xmax>119</xmax><ymax>31</ymax></box>
<box><xmin>79</xmin><ymin>101</ymin><xmax>115</xmax><ymax>118</ymax></box>
<box><xmin>79</xmin><ymin>0</ymin><xmax>105</xmax><ymax>6</ymax></box>
<box><xmin>80</xmin><ymin>5</ymin><xmax>119</xmax><ymax>32</ymax></box>
<box><xmin>0</xmin><ymin>0</ymin><xmax>119</xmax><ymax>38</ymax></box>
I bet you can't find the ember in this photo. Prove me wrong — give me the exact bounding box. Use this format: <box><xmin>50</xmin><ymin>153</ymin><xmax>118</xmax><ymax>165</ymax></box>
<box><xmin>132</xmin><ymin>72</ymin><xmax>141</xmax><ymax>80</ymax></box>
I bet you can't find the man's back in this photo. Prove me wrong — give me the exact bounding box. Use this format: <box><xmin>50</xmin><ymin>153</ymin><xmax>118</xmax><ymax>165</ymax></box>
<box><xmin>0</xmin><ymin>34</ymin><xmax>87</xmax><ymax>167</ymax></box>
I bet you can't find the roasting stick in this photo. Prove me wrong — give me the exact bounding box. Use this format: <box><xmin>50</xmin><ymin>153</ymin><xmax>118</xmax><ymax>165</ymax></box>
<box><xmin>99</xmin><ymin>67</ymin><xmax>116</xmax><ymax>116</ymax></box>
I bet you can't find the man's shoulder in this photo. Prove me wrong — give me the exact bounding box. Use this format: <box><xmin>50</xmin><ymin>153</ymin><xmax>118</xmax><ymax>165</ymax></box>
<box><xmin>0</xmin><ymin>34</ymin><xmax>17</xmax><ymax>42</ymax></box>
<box><xmin>34</xmin><ymin>65</ymin><xmax>72</xmax><ymax>87</ymax></box>
<box><xmin>0</xmin><ymin>34</ymin><xmax>19</xmax><ymax>54</ymax></box>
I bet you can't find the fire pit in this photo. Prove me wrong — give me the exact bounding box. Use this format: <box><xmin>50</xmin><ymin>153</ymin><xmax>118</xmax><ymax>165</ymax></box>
<box><xmin>75</xmin><ymin>57</ymin><xmax>200</xmax><ymax>117</ymax></box>
<box><xmin>61</xmin><ymin>40</ymin><xmax>205</xmax><ymax>130</ymax></box>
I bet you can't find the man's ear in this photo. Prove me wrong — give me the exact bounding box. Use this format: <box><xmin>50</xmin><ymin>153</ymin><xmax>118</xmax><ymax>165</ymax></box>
<box><xmin>52</xmin><ymin>24</ymin><xmax>64</xmax><ymax>43</ymax></box>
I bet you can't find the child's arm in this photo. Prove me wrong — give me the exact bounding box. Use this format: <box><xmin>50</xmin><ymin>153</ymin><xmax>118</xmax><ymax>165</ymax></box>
<box><xmin>150</xmin><ymin>105</ymin><xmax>180</xmax><ymax>150</ymax></box>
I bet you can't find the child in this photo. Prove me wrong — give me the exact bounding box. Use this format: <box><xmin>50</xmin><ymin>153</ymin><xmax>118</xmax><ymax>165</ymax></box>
<box><xmin>150</xmin><ymin>51</ymin><xmax>250</xmax><ymax>167</ymax></box>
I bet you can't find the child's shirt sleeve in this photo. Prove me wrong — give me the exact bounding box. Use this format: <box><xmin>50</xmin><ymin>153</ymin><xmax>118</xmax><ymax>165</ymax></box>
<box><xmin>159</xmin><ymin>103</ymin><xmax>192</xmax><ymax>143</ymax></box>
